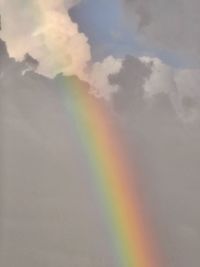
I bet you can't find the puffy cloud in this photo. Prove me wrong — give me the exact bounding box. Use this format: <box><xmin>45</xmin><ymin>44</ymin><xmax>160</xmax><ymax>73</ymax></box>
<box><xmin>0</xmin><ymin>0</ymin><xmax>121</xmax><ymax>98</ymax></box>
<box><xmin>86</xmin><ymin>56</ymin><xmax>122</xmax><ymax>100</ymax></box>
<box><xmin>110</xmin><ymin>54</ymin><xmax>200</xmax><ymax>122</ymax></box>
<box><xmin>0</xmin><ymin>0</ymin><xmax>91</xmax><ymax>77</ymax></box>
<box><xmin>146</xmin><ymin>59</ymin><xmax>200</xmax><ymax>122</ymax></box>
<box><xmin>122</xmin><ymin>0</ymin><xmax>200</xmax><ymax>58</ymax></box>
<box><xmin>140</xmin><ymin>57</ymin><xmax>176</xmax><ymax>96</ymax></box>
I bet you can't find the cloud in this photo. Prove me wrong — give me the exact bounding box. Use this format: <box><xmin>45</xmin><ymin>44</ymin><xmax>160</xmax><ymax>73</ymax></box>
<box><xmin>122</xmin><ymin>0</ymin><xmax>200</xmax><ymax>58</ymax></box>
<box><xmin>109</xmin><ymin>53</ymin><xmax>200</xmax><ymax>267</ymax></box>
<box><xmin>86</xmin><ymin>56</ymin><xmax>122</xmax><ymax>100</ymax></box>
<box><xmin>110</xmin><ymin>54</ymin><xmax>200</xmax><ymax>122</ymax></box>
<box><xmin>0</xmin><ymin>0</ymin><xmax>91</xmax><ymax>77</ymax></box>
<box><xmin>0</xmin><ymin>0</ymin><xmax>121</xmax><ymax>98</ymax></box>
<box><xmin>109</xmin><ymin>55</ymin><xmax>152</xmax><ymax>114</ymax></box>
<box><xmin>1</xmin><ymin>25</ymin><xmax>200</xmax><ymax>267</ymax></box>
<box><xmin>146</xmin><ymin>58</ymin><xmax>200</xmax><ymax>121</ymax></box>
<box><xmin>0</xmin><ymin>42</ymin><xmax>118</xmax><ymax>267</ymax></box>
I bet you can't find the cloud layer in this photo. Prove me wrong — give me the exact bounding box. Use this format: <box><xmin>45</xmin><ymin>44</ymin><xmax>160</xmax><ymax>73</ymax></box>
<box><xmin>1</xmin><ymin>2</ymin><xmax>200</xmax><ymax>267</ymax></box>
<box><xmin>122</xmin><ymin>0</ymin><xmax>200</xmax><ymax>59</ymax></box>
<box><xmin>110</xmin><ymin>55</ymin><xmax>200</xmax><ymax>267</ymax></box>
<box><xmin>110</xmin><ymin>54</ymin><xmax>200</xmax><ymax>122</ymax></box>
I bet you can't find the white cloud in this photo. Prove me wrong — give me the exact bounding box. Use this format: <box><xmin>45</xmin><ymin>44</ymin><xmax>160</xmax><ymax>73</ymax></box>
<box><xmin>0</xmin><ymin>0</ymin><xmax>90</xmax><ymax>77</ymax></box>
<box><xmin>86</xmin><ymin>56</ymin><xmax>122</xmax><ymax>100</ymax></box>
<box><xmin>143</xmin><ymin>57</ymin><xmax>200</xmax><ymax>121</ymax></box>
<box><xmin>110</xmin><ymin>54</ymin><xmax>200</xmax><ymax>122</ymax></box>
<box><xmin>140</xmin><ymin>57</ymin><xmax>176</xmax><ymax>96</ymax></box>
<box><xmin>0</xmin><ymin>0</ymin><xmax>121</xmax><ymax>98</ymax></box>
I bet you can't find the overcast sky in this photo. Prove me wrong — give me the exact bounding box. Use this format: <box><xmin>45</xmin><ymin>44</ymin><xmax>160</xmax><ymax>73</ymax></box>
<box><xmin>0</xmin><ymin>1</ymin><xmax>200</xmax><ymax>267</ymax></box>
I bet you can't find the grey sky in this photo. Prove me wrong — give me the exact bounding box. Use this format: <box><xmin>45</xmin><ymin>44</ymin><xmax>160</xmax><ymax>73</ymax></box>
<box><xmin>0</xmin><ymin>1</ymin><xmax>200</xmax><ymax>267</ymax></box>
<box><xmin>121</xmin><ymin>0</ymin><xmax>200</xmax><ymax>63</ymax></box>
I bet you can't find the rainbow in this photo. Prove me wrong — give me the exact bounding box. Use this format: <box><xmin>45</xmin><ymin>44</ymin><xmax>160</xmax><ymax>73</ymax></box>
<box><xmin>30</xmin><ymin>3</ymin><xmax>162</xmax><ymax>265</ymax></box>
<box><xmin>56</xmin><ymin>76</ymin><xmax>161</xmax><ymax>267</ymax></box>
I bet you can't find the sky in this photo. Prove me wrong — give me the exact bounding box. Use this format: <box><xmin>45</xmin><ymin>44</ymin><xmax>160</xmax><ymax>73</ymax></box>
<box><xmin>0</xmin><ymin>1</ymin><xmax>200</xmax><ymax>267</ymax></box>
<box><xmin>69</xmin><ymin>0</ymin><xmax>137</xmax><ymax>60</ymax></box>
<box><xmin>69</xmin><ymin>0</ymin><xmax>200</xmax><ymax>68</ymax></box>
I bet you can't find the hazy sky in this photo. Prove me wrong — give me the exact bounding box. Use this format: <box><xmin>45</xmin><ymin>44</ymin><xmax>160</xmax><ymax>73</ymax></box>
<box><xmin>0</xmin><ymin>1</ymin><xmax>200</xmax><ymax>267</ymax></box>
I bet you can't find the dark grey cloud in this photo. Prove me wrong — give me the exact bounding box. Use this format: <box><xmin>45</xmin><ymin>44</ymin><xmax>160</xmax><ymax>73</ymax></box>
<box><xmin>109</xmin><ymin>55</ymin><xmax>152</xmax><ymax>114</ymax></box>
<box><xmin>110</xmin><ymin>54</ymin><xmax>200</xmax><ymax>267</ymax></box>
<box><xmin>0</xmin><ymin>40</ymin><xmax>116</xmax><ymax>267</ymax></box>
<box><xmin>122</xmin><ymin>0</ymin><xmax>200</xmax><ymax>58</ymax></box>
<box><xmin>1</xmin><ymin>37</ymin><xmax>200</xmax><ymax>267</ymax></box>
<box><xmin>0</xmin><ymin>39</ymin><xmax>9</xmax><ymax>71</ymax></box>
